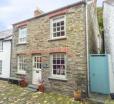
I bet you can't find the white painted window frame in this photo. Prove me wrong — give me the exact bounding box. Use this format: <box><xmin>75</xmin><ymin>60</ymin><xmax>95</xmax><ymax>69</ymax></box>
<box><xmin>18</xmin><ymin>27</ymin><xmax>27</xmax><ymax>44</ymax></box>
<box><xmin>17</xmin><ymin>56</ymin><xmax>26</xmax><ymax>73</ymax></box>
<box><xmin>50</xmin><ymin>15</ymin><xmax>66</xmax><ymax>39</ymax></box>
<box><xmin>32</xmin><ymin>55</ymin><xmax>42</xmax><ymax>69</ymax></box>
<box><xmin>50</xmin><ymin>53</ymin><xmax>66</xmax><ymax>79</ymax></box>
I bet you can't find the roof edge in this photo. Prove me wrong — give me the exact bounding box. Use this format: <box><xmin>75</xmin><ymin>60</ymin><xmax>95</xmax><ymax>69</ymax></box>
<box><xmin>13</xmin><ymin>1</ymin><xmax>85</xmax><ymax>26</ymax></box>
<box><xmin>104</xmin><ymin>0</ymin><xmax>114</xmax><ymax>6</ymax></box>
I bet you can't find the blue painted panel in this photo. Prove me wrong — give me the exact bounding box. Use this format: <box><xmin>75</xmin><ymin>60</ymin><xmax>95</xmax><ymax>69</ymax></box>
<box><xmin>90</xmin><ymin>55</ymin><xmax>110</xmax><ymax>94</ymax></box>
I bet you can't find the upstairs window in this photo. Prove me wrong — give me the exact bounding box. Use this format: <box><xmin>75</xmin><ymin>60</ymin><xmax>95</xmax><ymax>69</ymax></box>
<box><xmin>0</xmin><ymin>41</ymin><xmax>3</xmax><ymax>51</ymax></box>
<box><xmin>51</xmin><ymin>16</ymin><xmax>66</xmax><ymax>39</ymax></box>
<box><xmin>19</xmin><ymin>27</ymin><xmax>27</xmax><ymax>43</ymax></box>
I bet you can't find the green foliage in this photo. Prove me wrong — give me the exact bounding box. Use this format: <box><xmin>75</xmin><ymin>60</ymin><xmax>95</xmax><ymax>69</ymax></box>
<box><xmin>97</xmin><ymin>7</ymin><xmax>103</xmax><ymax>34</ymax></box>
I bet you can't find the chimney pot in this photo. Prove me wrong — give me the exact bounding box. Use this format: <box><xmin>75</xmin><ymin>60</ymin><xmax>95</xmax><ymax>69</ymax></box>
<box><xmin>34</xmin><ymin>8</ymin><xmax>43</xmax><ymax>17</ymax></box>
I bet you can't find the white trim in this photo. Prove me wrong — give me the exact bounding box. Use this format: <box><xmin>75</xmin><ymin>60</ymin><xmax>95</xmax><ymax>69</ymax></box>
<box><xmin>17</xmin><ymin>55</ymin><xmax>26</xmax><ymax>73</ymax></box>
<box><xmin>50</xmin><ymin>53</ymin><xmax>66</xmax><ymax>79</ymax></box>
<box><xmin>18</xmin><ymin>27</ymin><xmax>27</xmax><ymax>44</ymax></box>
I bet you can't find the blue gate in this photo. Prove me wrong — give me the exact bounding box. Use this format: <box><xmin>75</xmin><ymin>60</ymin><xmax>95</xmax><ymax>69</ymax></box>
<box><xmin>89</xmin><ymin>54</ymin><xmax>110</xmax><ymax>94</ymax></box>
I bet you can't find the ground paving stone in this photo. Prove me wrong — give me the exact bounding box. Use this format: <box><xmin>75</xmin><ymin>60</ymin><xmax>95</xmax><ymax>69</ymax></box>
<box><xmin>0</xmin><ymin>80</ymin><xmax>82</xmax><ymax>104</ymax></box>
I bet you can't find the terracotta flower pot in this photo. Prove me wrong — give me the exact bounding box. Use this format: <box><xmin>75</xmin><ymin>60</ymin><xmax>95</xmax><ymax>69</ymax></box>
<box><xmin>74</xmin><ymin>90</ymin><xmax>81</xmax><ymax>101</ymax></box>
<box><xmin>38</xmin><ymin>83</ymin><xmax>45</xmax><ymax>93</ymax></box>
<box><xmin>20</xmin><ymin>79</ymin><xmax>28</xmax><ymax>87</ymax></box>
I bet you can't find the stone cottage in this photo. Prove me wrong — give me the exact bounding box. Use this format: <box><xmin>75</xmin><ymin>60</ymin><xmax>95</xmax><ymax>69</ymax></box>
<box><xmin>11</xmin><ymin>0</ymin><xmax>100</xmax><ymax>96</ymax></box>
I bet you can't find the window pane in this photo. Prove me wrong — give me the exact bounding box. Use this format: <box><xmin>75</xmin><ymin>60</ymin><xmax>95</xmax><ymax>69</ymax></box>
<box><xmin>57</xmin><ymin>27</ymin><xmax>60</xmax><ymax>31</ymax></box>
<box><xmin>61</xmin><ymin>31</ymin><xmax>65</xmax><ymax>36</ymax></box>
<box><xmin>53</xmin><ymin>23</ymin><xmax>56</xmax><ymax>27</ymax></box>
<box><xmin>57</xmin><ymin>22</ymin><xmax>60</xmax><ymax>26</ymax></box>
<box><xmin>53</xmin><ymin>60</ymin><xmax>56</xmax><ymax>64</ymax></box>
<box><xmin>53</xmin><ymin>33</ymin><xmax>56</xmax><ymax>37</ymax></box>
<box><xmin>53</xmin><ymin>65</ymin><xmax>56</xmax><ymax>69</ymax></box>
<box><xmin>57</xmin><ymin>65</ymin><xmax>60</xmax><ymax>69</ymax></box>
<box><xmin>57</xmin><ymin>69</ymin><xmax>60</xmax><ymax>74</ymax></box>
<box><xmin>57</xmin><ymin>32</ymin><xmax>60</xmax><ymax>37</ymax></box>
<box><xmin>61</xmin><ymin>26</ymin><xmax>64</xmax><ymax>30</ymax></box>
<box><xmin>61</xmin><ymin>60</ymin><xmax>64</xmax><ymax>64</ymax></box>
<box><xmin>53</xmin><ymin>28</ymin><xmax>56</xmax><ymax>32</ymax></box>
<box><xmin>61</xmin><ymin>21</ymin><xmax>64</xmax><ymax>25</ymax></box>
<box><xmin>53</xmin><ymin>70</ymin><xmax>56</xmax><ymax>74</ymax></box>
<box><xmin>57</xmin><ymin>60</ymin><xmax>60</xmax><ymax>64</ymax></box>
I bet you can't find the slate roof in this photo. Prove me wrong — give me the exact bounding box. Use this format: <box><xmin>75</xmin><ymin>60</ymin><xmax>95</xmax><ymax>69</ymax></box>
<box><xmin>0</xmin><ymin>29</ymin><xmax>12</xmax><ymax>40</ymax></box>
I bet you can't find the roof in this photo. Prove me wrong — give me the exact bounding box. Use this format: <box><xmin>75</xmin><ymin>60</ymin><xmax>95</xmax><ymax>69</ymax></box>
<box><xmin>13</xmin><ymin>1</ymin><xmax>85</xmax><ymax>26</ymax></box>
<box><xmin>104</xmin><ymin>0</ymin><xmax>114</xmax><ymax>6</ymax></box>
<box><xmin>0</xmin><ymin>29</ymin><xmax>12</xmax><ymax>40</ymax></box>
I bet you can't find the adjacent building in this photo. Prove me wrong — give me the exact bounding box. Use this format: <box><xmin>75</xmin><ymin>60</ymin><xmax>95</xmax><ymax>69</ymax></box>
<box><xmin>103</xmin><ymin>0</ymin><xmax>114</xmax><ymax>93</ymax></box>
<box><xmin>11</xmin><ymin>0</ymin><xmax>100</xmax><ymax>95</ymax></box>
<box><xmin>0</xmin><ymin>30</ymin><xmax>12</xmax><ymax>79</ymax></box>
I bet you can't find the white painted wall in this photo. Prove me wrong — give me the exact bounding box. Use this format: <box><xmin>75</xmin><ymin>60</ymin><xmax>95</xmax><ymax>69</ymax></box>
<box><xmin>0</xmin><ymin>41</ymin><xmax>11</xmax><ymax>78</ymax></box>
<box><xmin>104</xmin><ymin>3</ymin><xmax>114</xmax><ymax>93</ymax></box>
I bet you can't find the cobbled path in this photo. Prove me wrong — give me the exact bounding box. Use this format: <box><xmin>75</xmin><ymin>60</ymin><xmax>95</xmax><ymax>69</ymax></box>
<box><xmin>0</xmin><ymin>80</ymin><xmax>79</xmax><ymax>104</ymax></box>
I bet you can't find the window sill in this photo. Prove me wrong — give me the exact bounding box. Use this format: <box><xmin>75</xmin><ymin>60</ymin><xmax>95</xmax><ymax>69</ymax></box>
<box><xmin>16</xmin><ymin>71</ymin><xmax>26</xmax><ymax>75</ymax></box>
<box><xmin>48</xmin><ymin>76</ymin><xmax>67</xmax><ymax>81</ymax></box>
<box><xmin>48</xmin><ymin>37</ymin><xmax>67</xmax><ymax>41</ymax></box>
<box><xmin>16</xmin><ymin>42</ymin><xmax>28</xmax><ymax>45</ymax></box>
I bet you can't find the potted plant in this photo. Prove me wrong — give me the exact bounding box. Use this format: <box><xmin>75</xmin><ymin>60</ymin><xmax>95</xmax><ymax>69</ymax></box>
<box><xmin>74</xmin><ymin>89</ymin><xmax>82</xmax><ymax>101</ymax></box>
<box><xmin>74</xmin><ymin>71</ymin><xmax>86</xmax><ymax>101</ymax></box>
<box><xmin>19</xmin><ymin>75</ymin><xmax>28</xmax><ymax>87</ymax></box>
<box><xmin>38</xmin><ymin>80</ymin><xmax>45</xmax><ymax>93</ymax></box>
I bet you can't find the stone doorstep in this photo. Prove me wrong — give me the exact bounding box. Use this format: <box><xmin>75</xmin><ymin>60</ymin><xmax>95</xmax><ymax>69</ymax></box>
<box><xmin>88</xmin><ymin>93</ymin><xmax>109</xmax><ymax>104</ymax></box>
<box><xmin>27</xmin><ymin>84</ymin><xmax>38</xmax><ymax>92</ymax></box>
<box><xmin>88</xmin><ymin>98</ymin><xmax>105</xmax><ymax>104</ymax></box>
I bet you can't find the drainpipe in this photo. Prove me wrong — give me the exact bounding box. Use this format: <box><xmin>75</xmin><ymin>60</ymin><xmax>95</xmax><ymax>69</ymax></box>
<box><xmin>85</xmin><ymin>0</ymin><xmax>90</xmax><ymax>97</ymax></box>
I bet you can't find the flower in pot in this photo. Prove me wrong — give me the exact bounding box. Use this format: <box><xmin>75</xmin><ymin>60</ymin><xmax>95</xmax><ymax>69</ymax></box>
<box><xmin>74</xmin><ymin>89</ymin><xmax>82</xmax><ymax>101</ymax></box>
<box><xmin>19</xmin><ymin>75</ymin><xmax>28</xmax><ymax>87</ymax></box>
<box><xmin>38</xmin><ymin>80</ymin><xmax>45</xmax><ymax>93</ymax></box>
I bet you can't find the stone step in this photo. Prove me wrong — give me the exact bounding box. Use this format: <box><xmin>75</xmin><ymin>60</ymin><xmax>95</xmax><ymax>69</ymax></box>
<box><xmin>27</xmin><ymin>84</ymin><xmax>38</xmax><ymax>92</ymax></box>
<box><xmin>88</xmin><ymin>98</ymin><xmax>105</xmax><ymax>104</ymax></box>
<box><xmin>88</xmin><ymin>93</ymin><xmax>109</xmax><ymax>104</ymax></box>
<box><xmin>27</xmin><ymin>87</ymin><xmax>37</xmax><ymax>92</ymax></box>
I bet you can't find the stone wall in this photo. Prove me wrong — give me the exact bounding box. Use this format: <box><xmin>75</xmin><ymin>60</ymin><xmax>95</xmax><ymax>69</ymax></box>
<box><xmin>11</xmin><ymin>4</ymin><xmax>88</xmax><ymax>96</ymax></box>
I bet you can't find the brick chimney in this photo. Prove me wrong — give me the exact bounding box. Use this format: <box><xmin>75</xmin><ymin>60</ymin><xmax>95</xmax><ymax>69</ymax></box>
<box><xmin>34</xmin><ymin>8</ymin><xmax>43</xmax><ymax>17</ymax></box>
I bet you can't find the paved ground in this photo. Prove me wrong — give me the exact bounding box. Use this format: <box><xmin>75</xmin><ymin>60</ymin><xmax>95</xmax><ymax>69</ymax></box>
<box><xmin>0</xmin><ymin>80</ymin><xmax>85</xmax><ymax>104</ymax></box>
<box><xmin>1</xmin><ymin>80</ymin><xmax>113</xmax><ymax>104</ymax></box>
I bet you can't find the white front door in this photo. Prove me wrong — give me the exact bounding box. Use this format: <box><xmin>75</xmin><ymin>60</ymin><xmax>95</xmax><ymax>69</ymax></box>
<box><xmin>32</xmin><ymin>55</ymin><xmax>42</xmax><ymax>85</ymax></box>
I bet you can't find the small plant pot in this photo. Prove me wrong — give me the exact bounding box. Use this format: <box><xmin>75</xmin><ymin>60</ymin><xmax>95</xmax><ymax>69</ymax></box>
<box><xmin>38</xmin><ymin>83</ymin><xmax>45</xmax><ymax>93</ymax></box>
<box><xmin>74</xmin><ymin>90</ymin><xmax>81</xmax><ymax>101</ymax></box>
<box><xmin>20</xmin><ymin>79</ymin><xmax>28</xmax><ymax>87</ymax></box>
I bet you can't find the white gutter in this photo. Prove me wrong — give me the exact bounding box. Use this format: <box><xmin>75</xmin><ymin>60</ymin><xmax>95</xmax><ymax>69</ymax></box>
<box><xmin>85</xmin><ymin>0</ymin><xmax>89</xmax><ymax>97</ymax></box>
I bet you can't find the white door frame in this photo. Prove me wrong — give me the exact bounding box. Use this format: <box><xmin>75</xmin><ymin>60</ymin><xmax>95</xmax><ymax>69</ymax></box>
<box><xmin>32</xmin><ymin>55</ymin><xmax>42</xmax><ymax>85</ymax></box>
